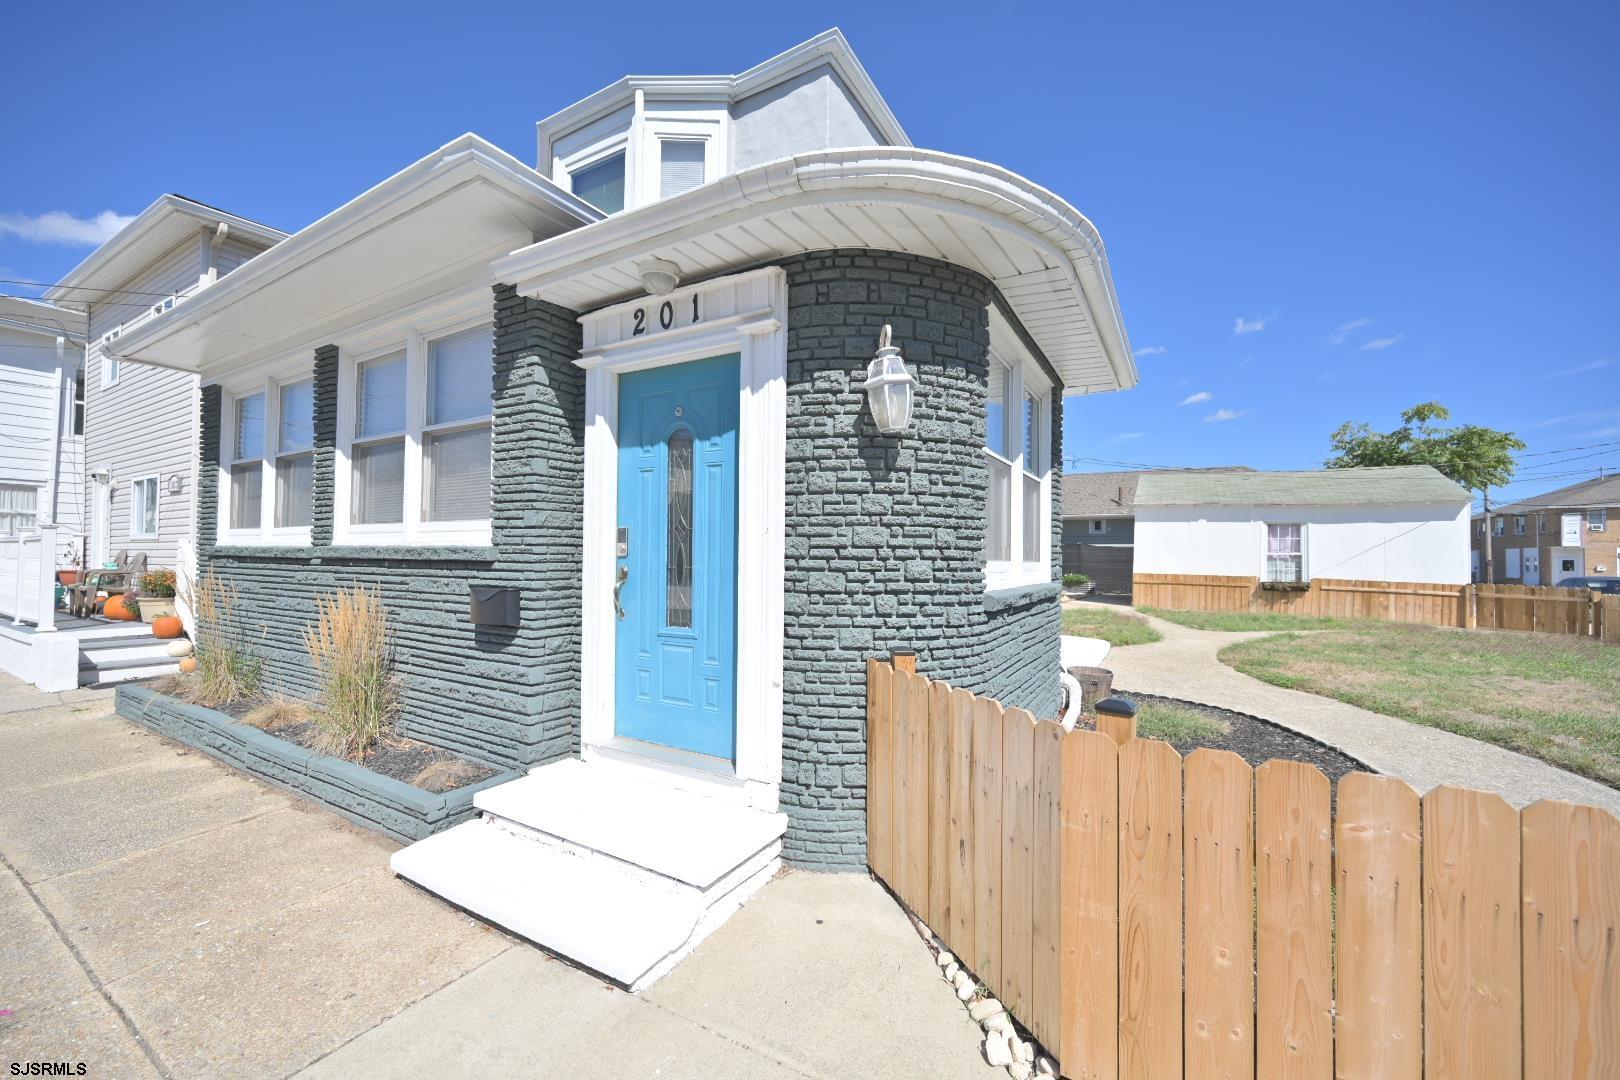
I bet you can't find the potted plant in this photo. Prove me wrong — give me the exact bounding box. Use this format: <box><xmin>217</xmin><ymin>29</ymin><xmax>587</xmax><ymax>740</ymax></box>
<box><xmin>1063</xmin><ymin>572</ymin><xmax>1093</xmax><ymax>597</ymax></box>
<box><xmin>136</xmin><ymin>568</ymin><xmax>179</xmax><ymax>623</ymax></box>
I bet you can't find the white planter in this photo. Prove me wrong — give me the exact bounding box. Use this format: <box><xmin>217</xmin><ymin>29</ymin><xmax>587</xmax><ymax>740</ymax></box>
<box><xmin>137</xmin><ymin>598</ymin><xmax>177</xmax><ymax>623</ymax></box>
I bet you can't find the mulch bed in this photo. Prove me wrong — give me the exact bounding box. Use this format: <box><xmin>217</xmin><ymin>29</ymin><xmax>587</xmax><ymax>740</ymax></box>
<box><xmin>194</xmin><ymin>691</ymin><xmax>499</xmax><ymax>793</ymax></box>
<box><xmin>1086</xmin><ymin>692</ymin><xmax>1369</xmax><ymax>786</ymax></box>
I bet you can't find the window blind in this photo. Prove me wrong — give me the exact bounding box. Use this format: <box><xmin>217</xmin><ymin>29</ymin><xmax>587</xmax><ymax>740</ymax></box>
<box><xmin>660</xmin><ymin>140</ymin><xmax>706</xmax><ymax>199</ymax></box>
<box><xmin>424</xmin><ymin>427</ymin><xmax>491</xmax><ymax>522</ymax></box>
<box><xmin>428</xmin><ymin>327</ymin><xmax>492</xmax><ymax>425</ymax></box>
<box><xmin>352</xmin><ymin>439</ymin><xmax>405</xmax><ymax>524</ymax></box>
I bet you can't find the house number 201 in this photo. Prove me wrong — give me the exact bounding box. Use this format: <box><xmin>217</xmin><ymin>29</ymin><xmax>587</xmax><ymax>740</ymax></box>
<box><xmin>631</xmin><ymin>295</ymin><xmax>700</xmax><ymax>336</ymax></box>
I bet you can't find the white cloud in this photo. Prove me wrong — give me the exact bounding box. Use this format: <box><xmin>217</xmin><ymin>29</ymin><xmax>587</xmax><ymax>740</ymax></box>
<box><xmin>1203</xmin><ymin>408</ymin><xmax>1247</xmax><ymax>423</ymax></box>
<box><xmin>1360</xmin><ymin>334</ymin><xmax>1404</xmax><ymax>351</ymax></box>
<box><xmin>1233</xmin><ymin>312</ymin><xmax>1275</xmax><ymax>335</ymax></box>
<box><xmin>1113</xmin><ymin>431</ymin><xmax>1144</xmax><ymax>442</ymax></box>
<box><xmin>1179</xmin><ymin>391</ymin><xmax>1212</xmax><ymax>406</ymax></box>
<box><xmin>1133</xmin><ymin>345</ymin><xmax>1166</xmax><ymax>358</ymax></box>
<box><xmin>1328</xmin><ymin>317</ymin><xmax>1372</xmax><ymax>345</ymax></box>
<box><xmin>0</xmin><ymin>209</ymin><xmax>134</xmax><ymax>246</ymax></box>
<box><xmin>1533</xmin><ymin>359</ymin><xmax>1611</xmax><ymax>381</ymax></box>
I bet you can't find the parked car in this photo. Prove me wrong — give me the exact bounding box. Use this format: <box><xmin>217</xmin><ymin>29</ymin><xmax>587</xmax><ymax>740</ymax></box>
<box><xmin>1555</xmin><ymin>576</ymin><xmax>1620</xmax><ymax>594</ymax></box>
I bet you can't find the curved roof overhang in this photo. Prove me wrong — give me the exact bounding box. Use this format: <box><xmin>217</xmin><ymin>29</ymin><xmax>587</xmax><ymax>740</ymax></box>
<box><xmin>492</xmin><ymin>148</ymin><xmax>1137</xmax><ymax>395</ymax></box>
<box><xmin>105</xmin><ymin>135</ymin><xmax>601</xmax><ymax>375</ymax></box>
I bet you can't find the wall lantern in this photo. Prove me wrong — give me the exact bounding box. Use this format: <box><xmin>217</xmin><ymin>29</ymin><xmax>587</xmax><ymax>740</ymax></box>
<box><xmin>862</xmin><ymin>325</ymin><xmax>916</xmax><ymax>436</ymax></box>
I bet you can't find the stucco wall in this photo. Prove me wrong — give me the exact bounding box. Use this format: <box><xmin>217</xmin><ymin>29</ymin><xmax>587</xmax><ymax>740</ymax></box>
<box><xmin>777</xmin><ymin>249</ymin><xmax>1063</xmax><ymax>869</ymax></box>
<box><xmin>194</xmin><ymin>287</ymin><xmax>584</xmax><ymax>769</ymax></box>
<box><xmin>1134</xmin><ymin>502</ymin><xmax>1472</xmax><ymax>584</ymax></box>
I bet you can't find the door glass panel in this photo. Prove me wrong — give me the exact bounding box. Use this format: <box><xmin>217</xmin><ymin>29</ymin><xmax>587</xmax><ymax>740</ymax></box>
<box><xmin>666</xmin><ymin>429</ymin><xmax>693</xmax><ymax>628</ymax></box>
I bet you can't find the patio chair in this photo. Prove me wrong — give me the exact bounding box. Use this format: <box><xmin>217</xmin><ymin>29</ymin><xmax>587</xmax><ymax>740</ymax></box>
<box><xmin>71</xmin><ymin>551</ymin><xmax>147</xmax><ymax>618</ymax></box>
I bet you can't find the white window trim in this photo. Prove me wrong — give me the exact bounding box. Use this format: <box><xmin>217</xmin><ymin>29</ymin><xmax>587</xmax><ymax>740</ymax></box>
<box><xmin>984</xmin><ymin>336</ymin><xmax>1053</xmax><ymax>592</ymax></box>
<box><xmin>99</xmin><ymin>329</ymin><xmax>123</xmax><ymax>387</ymax></box>
<box><xmin>1088</xmin><ymin>519</ymin><xmax>1107</xmax><ymax>535</ymax></box>
<box><xmin>1590</xmin><ymin>509</ymin><xmax>1608</xmax><ymax>531</ymax></box>
<box><xmin>216</xmin><ymin>372</ymin><xmax>314</xmax><ymax>547</ymax></box>
<box><xmin>1261</xmin><ymin>521</ymin><xmax>1308</xmax><ymax>583</ymax></box>
<box><xmin>129</xmin><ymin>476</ymin><xmax>159</xmax><ymax>540</ymax></box>
<box><xmin>333</xmin><ymin>312</ymin><xmax>493</xmax><ymax>548</ymax></box>
<box><xmin>553</xmin><ymin>97</ymin><xmax>728</xmax><ymax>215</ymax></box>
<box><xmin>563</xmin><ymin>140</ymin><xmax>630</xmax><ymax>215</ymax></box>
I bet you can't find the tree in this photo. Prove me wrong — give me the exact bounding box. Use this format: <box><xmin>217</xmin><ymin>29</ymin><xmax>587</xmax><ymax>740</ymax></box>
<box><xmin>1325</xmin><ymin>401</ymin><xmax>1525</xmax><ymax>581</ymax></box>
<box><xmin>1325</xmin><ymin>401</ymin><xmax>1523</xmax><ymax>490</ymax></box>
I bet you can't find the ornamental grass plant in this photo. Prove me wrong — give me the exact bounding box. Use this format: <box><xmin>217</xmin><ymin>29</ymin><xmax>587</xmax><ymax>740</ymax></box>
<box><xmin>303</xmin><ymin>585</ymin><xmax>397</xmax><ymax>760</ymax></box>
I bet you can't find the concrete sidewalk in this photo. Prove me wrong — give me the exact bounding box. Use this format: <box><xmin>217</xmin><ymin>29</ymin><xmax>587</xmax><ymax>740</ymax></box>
<box><xmin>0</xmin><ymin>673</ymin><xmax>997</xmax><ymax>1079</ymax></box>
<box><xmin>1095</xmin><ymin>604</ymin><xmax>1620</xmax><ymax>815</ymax></box>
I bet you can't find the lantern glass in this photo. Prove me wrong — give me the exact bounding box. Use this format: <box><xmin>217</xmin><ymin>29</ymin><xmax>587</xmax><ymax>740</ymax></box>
<box><xmin>864</xmin><ymin>351</ymin><xmax>915</xmax><ymax>435</ymax></box>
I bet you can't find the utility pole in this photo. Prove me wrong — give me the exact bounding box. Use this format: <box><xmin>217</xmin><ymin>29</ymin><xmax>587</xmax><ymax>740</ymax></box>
<box><xmin>1482</xmin><ymin>486</ymin><xmax>1494</xmax><ymax>584</ymax></box>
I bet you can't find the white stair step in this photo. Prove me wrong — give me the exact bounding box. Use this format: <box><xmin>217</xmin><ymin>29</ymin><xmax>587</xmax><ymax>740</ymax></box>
<box><xmin>391</xmin><ymin>819</ymin><xmax>703</xmax><ymax>988</ymax></box>
<box><xmin>474</xmin><ymin>757</ymin><xmax>786</xmax><ymax>888</ymax></box>
<box><xmin>80</xmin><ymin>660</ymin><xmax>180</xmax><ymax>686</ymax></box>
<box><xmin>79</xmin><ymin>642</ymin><xmax>177</xmax><ymax>666</ymax></box>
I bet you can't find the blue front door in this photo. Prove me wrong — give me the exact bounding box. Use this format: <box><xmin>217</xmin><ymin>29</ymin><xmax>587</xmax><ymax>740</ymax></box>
<box><xmin>614</xmin><ymin>354</ymin><xmax>739</xmax><ymax>760</ymax></box>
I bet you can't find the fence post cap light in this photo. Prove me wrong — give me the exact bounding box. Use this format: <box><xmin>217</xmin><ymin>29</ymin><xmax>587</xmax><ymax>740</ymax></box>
<box><xmin>863</xmin><ymin>325</ymin><xmax>916</xmax><ymax>436</ymax></box>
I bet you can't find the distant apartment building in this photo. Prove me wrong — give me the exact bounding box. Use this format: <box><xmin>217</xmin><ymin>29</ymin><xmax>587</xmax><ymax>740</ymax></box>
<box><xmin>1470</xmin><ymin>474</ymin><xmax>1619</xmax><ymax>584</ymax></box>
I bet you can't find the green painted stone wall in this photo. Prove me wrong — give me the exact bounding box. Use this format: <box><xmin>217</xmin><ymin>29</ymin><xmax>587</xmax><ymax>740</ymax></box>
<box><xmin>194</xmin><ymin>287</ymin><xmax>585</xmax><ymax>769</ymax></box>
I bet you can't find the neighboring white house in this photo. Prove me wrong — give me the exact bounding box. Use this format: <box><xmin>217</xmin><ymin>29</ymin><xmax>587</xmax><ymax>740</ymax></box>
<box><xmin>0</xmin><ymin>295</ymin><xmax>86</xmax><ymax>567</ymax></box>
<box><xmin>44</xmin><ymin>195</ymin><xmax>285</xmax><ymax>576</ymax></box>
<box><xmin>1133</xmin><ymin>465</ymin><xmax>1472</xmax><ymax>585</ymax></box>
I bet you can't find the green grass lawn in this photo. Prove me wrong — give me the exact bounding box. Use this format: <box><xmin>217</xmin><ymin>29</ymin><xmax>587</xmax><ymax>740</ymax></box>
<box><xmin>1135</xmin><ymin>701</ymin><xmax>1230</xmax><ymax>742</ymax></box>
<box><xmin>1062</xmin><ymin>605</ymin><xmax>1163</xmax><ymax>646</ymax></box>
<box><xmin>1219</xmin><ymin>622</ymin><xmax>1620</xmax><ymax>787</ymax></box>
<box><xmin>1142</xmin><ymin>607</ymin><xmax>1352</xmax><ymax>632</ymax></box>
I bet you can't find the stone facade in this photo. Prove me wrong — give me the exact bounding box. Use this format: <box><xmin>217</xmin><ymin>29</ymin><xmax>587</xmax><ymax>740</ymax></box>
<box><xmin>193</xmin><ymin>252</ymin><xmax>1064</xmax><ymax>869</ymax></box>
<box><xmin>194</xmin><ymin>287</ymin><xmax>585</xmax><ymax>769</ymax></box>
<box><xmin>776</xmin><ymin>250</ymin><xmax>1063</xmax><ymax>869</ymax></box>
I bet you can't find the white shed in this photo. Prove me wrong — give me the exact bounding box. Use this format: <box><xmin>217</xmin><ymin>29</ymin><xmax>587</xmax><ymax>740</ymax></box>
<box><xmin>1133</xmin><ymin>465</ymin><xmax>1472</xmax><ymax>586</ymax></box>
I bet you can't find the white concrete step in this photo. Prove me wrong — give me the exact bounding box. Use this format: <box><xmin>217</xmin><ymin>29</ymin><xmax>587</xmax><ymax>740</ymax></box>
<box><xmin>474</xmin><ymin>757</ymin><xmax>785</xmax><ymax>888</ymax></box>
<box><xmin>80</xmin><ymin>658</ymin><xmax>181</xmax><ymax>687</ymax></box>
<box><xmin>392</xmin><ymin>757</ymin><xmax>786</xmax><ymax>990</ymax></box>
<box><xmin>79</xmin><ymin>639</ymin><xmax>176</xmax><ymax>666</ymax></box>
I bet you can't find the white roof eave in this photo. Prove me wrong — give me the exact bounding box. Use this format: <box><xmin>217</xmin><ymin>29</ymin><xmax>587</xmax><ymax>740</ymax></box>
<box><xmin>492</xmin><ymin>148</ymin><xmax>1138</xmax><ymax>395</ymax></box>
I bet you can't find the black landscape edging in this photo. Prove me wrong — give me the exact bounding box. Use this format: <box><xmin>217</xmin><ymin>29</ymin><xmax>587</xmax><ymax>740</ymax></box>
<box><xmin>116</xmin><ymin>684</ymin><xmax>517</xmax><ymax>842</ymax></box>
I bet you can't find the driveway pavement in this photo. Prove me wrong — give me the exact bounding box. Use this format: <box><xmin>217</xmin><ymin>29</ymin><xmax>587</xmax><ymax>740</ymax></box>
<box><xmin>0</xmin><ymin>672</ymin><xmax>998</xmax><ymax>1080</ymax></box>
<box><xmin>1089</xmin><ymin>602</ymin><xmax>1620</xmax><ymax>815</ymax></box>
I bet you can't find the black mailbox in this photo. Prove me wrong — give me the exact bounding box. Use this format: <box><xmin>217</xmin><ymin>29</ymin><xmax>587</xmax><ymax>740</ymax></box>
<box><xmin>469</xmin><ymin>586</ymin><xmax>520</xmax><ymax>627</ymax></box>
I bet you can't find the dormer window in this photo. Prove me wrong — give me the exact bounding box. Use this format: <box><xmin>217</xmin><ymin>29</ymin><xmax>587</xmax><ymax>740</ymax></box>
<box><xmin>571</xmin><ymin>152</ymin><xmax>626</xmax><ymax>215</ymax></box>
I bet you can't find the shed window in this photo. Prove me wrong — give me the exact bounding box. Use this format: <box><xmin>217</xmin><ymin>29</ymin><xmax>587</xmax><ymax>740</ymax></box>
<box><xmin>1264</xmin><ymin>523</ymin><xmax>1304</xmax><ymax>583</ymax></box>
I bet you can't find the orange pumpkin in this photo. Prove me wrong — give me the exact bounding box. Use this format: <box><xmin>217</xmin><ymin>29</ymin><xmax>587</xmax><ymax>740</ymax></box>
<box><xmin>152</xmin><ymin>615</ymin><xmax>184</xmax><ymax>639</ymax></box>
<box><xmin>102</xmin><ymin>594</ymin><xmax>137</xmax><ymax>621</ymax></box>
<box><xmin>178</xmin><ymin>656</ymin><xmax>198</xmax><ymax>673</ymax></box>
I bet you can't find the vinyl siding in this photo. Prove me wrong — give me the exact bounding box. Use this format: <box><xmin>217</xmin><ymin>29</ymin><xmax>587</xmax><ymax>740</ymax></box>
<box><xmin>0</xmin><ymin>326</ymin><xmax>84</xmax><ymax>566</ymax></box>
<box><xmin>83</xmin><ymin>232</ymin><xmax>274</xmax><ymax>570</ymax></box>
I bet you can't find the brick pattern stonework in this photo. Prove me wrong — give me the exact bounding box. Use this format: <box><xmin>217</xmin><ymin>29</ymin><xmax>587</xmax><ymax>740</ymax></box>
<box><xmin>193</xmin><ymin>287</ymin><xmax>585</xmax><ymax>769</ymax></box>
<box><xmin>777</xmin><ymin>250</ymin><xmax>1063</xmax><ymax>869</ymax></box>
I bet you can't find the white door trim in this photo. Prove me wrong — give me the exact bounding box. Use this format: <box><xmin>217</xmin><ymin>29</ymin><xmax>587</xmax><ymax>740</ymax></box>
<box><xmin>576</xmin><ymin>266</ymin><xmax>786</xmax><ymax>812</ymax></box>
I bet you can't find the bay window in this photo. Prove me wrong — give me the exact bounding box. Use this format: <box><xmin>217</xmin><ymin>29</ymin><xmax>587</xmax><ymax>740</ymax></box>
<box><xmin>984</xmin><ymin>331</ymin><xmax>1053</xmax><ymax>590</ymax></box>
<box><xmin>338</xmin><ymin>320</ymin><xmax>493</xmax><ymax>545</ymax></box>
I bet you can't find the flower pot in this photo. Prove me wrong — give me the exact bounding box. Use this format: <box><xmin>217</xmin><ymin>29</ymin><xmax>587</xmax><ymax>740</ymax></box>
<box><xmin>138</xmin><ymin>598</ymin><xmax>177</xmax><ymax>623</ymax></box>
<box><xmin>151</xmin><ymin>614</ymin><xmax>184</xmax><ymax>639</ymax></box>
<box><xmin>102</xmin><ymin>594</ymin><xmax>137</xmax><ymax>621</ymax></box>
<box><xmin>56</xmin><ymin>570</ymin><xmax>81</xmax><ymax>586</ymax></box>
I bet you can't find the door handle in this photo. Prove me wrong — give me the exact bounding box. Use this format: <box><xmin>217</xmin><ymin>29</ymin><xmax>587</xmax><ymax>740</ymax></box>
<box><xmin>613</xmin><ymin>565</ymin><xmax>629</xmax><ymax>621</ymax></box>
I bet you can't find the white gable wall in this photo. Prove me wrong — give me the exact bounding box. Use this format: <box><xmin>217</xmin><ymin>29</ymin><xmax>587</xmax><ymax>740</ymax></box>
<box><xmin>1134</xmin><ymin>501</ymin><xmax>1471</xmax><ymax>584</ymax></box>
<box><xmin>731</xmin><ymin>64</ymin><xmax>885</xmax><ymax>170</ymax></box>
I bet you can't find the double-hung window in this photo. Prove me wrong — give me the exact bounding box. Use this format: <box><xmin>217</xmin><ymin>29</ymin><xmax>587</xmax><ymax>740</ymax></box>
<box><xmin>984</xmin><ymin>340</ymin><xmax>1052</xmax><ymax>589</ymax></box>
<box><xmin>1590</xmin><ymin>509</ymin><xmax>1608</xmax><ymax>532</ymax></box>
<box><xmin>130</xmin><ymin>477</ymin><xmax>159</xmax><ymax>539</ymax></box>
<box><xmin>1492</xmin><ymin>517</ymin><xmax>1505</xmax><ymax>537</ymax></box>
<box><xmin>0</xmin><ymin>484</ymin><xmax>38</xmax><ymax>535</ymax></box>
<box><xmin>219</xmin><ymin>373</ymin><xmax>316</xmax><ymax>544</ymax></box>
<box><xmin>276</xmin><ymin>380</ymin><xmax>316</xmax><ymax>528</ymax></box>
<box><xmin>1514</xmin><ymin>515</ymin><xmax>1526</xmax><ymax>535</ymax></box>
<box><xmin>340</xmin><ymin>322</ymin><xmax>493</xmax><ymax>545</ymax></box>
<box><xmin>1264</xmin><ymin>523</ymin><xmax>1304</xmax><ymax>583</ymax></box>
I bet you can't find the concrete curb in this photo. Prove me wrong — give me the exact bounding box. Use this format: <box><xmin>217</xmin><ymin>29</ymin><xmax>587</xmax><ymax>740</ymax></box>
<box><xmin>116</xmin><ymin>684</ymin><xmax>518</xmax><ymax>842</ymax></box>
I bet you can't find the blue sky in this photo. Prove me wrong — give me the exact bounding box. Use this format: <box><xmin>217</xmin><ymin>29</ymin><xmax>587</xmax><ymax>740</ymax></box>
<box><xmin>3</xmin><ymin>2</ymin><xmax>1616</xmax><ymax>505</ymax></box>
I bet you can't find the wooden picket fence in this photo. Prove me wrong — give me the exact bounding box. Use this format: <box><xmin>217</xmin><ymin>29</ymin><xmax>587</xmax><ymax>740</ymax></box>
<box><xmin>1133</xmin><ymin>573</ymin><xmax>1620</xmax><ymax>642</ymax></box>
<box><xmin>865</xmin><ymin>657</ymin><xmax>1620</xmax><ymax>1079</ymax></box>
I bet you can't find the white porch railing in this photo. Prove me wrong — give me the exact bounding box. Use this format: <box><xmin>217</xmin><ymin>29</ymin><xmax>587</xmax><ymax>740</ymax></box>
<box><xmin>0</xmin><ymin>527</ymin><xmax>59</xmax><ymax>631</ymax></box>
